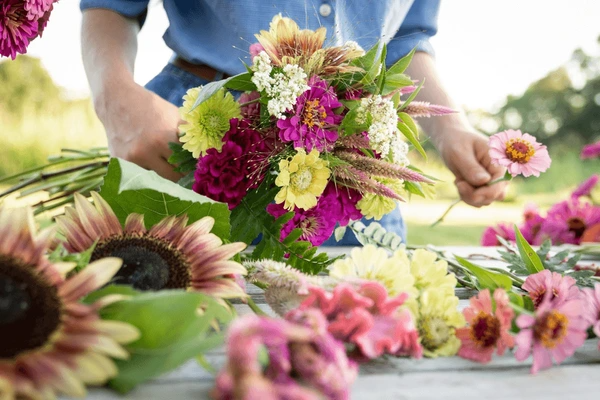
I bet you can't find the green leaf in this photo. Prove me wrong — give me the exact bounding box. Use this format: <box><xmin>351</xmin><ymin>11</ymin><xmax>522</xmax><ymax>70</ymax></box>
<box><xmin>514</xmin><ymin>225</ymin><xmax>544</xmax><ymax>274</ymax></box>
<box><xmin>83</xmin><ymin>284</ymin><xmax>139</xmax><ymax>304</ymax></box>
<box><xmin>99</xmin><ymin>158</ymin><xmax>230</xmax><ymax>240</ymax></box>
<box><xmin>351</xmin><ymin>43</ymin><xmax>381</xmax><ymax>86</ymax></box>
<box><xmin>387</xmin><ymin>47</ymin><xmax>416</xmax><ymax>76</ymax></box>
<box><xmin>340</xmin><ymin>107</ymin><xmax>368</xmax><ymax>136</ymax></box>
<box><xmin>404</xmin><ymin>181</ymin><xmax>425</xmax><ymax>197</ymax></box>
<box><xmin>177</xmin><ymin>172</ymin><xmax>195</xmax><ymax>190</ymax></box>
<box><xmin>334</xmin><ymin>226</ymin><xmax>347</xmax><ymax>242</ymax></box>
<box><xmin>48</xmin><ymin>243</ymin><xmax>95</xmax><ymax>273</ymax></box>
<box><xmin>508</xmin><ymin>292</ymin><xmax>524</xmax><ymax>308</ymax></box>
<box><xmin>191</xmin><ymin>72</ymin><xmax>250</xmax><ymax>110</ymax></box>
<box><xmin>398</xmin><ymin>78</ymin><xmax>425</xmax><ymax>111</ymax></box>
<box><xmin>375</xmin><ymin>43</ymin><xmax>387</xmax><ymax>94</ymax></box>
<box><xmin>381</xmin><ymin>73</ymin><xmax>414</xmax><ymax>96</ymax></box>
<box><xmin>224</xmin><ymin>72</ymin><xmax>256</xmax><ymax>92</ymax></box>
<box><xmin>101</xmin><ymin>290</ymin><xmax>232</xmax><ymax>393</ymax></box>
<box><xmin>454</xmin><ymin>255</ymin><xmax>512</xmax><ymax>291</ymax></box>
<box><xmin>397</xmin><ymin>115</ymin><xmax>427</xmax><ymax>159</ymax></box>
<box><xmin>167</xmin><ymin>142</ymin><xmax>196</xmax><ymax>174</ymax></box>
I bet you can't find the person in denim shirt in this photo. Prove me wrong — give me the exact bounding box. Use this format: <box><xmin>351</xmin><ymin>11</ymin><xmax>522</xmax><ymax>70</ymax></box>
<box><xmin>81</xmin><ymin>1</ymin><xmax>507</xmax><ymax>245</ymax></box>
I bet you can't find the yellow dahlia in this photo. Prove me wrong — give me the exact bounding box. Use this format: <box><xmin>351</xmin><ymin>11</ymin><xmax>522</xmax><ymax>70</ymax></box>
<box><xmin>255</xmin><ymin>14</ymin><xmax>363</xmax><ymax>75</ymax></box>
<box><xmin>179</xmin><ymin>87</ymin><xmax>240</xmax><ymax>158</ymax></box>
<box><xmin>409</xmin><ymin>249</ymin><xmax>456</xmax><ymax>295</ymax></box>
<box><xmin>275</xmin><ymin>149</ymin><xmax>330</xmax><ymax>211</ymax></box>
<box><xmin>57</xmin><ymin>193</ymin><xmax>247</xmax><ymax>300</ymax></box>
<box><xmin>356</xmin><ymin>177</ymin><xmax>404</xmax><ymax>220</ymax></box>
<box><xmin>0</xmin><ymin>205</ymin><xmax>139</xmax><ymax>399</ymax></box>
<box><xmin>417</xmin><ymin>289</ymin><xmax>465</xmax><ymax>358</ymax></box>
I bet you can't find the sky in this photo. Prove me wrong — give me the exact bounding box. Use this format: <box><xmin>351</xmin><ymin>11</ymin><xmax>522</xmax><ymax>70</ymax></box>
<box><xmin>24</xmin><ymin>0</ymin><xmax>600</xmax><ymax>111</ymax></box>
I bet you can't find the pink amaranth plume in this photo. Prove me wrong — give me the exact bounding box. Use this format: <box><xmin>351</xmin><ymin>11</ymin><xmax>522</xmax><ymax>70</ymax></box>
<box><xmin>335</xmin><ymin>150</ymin><xmax>435</xmax><ymax>183</ymax></box>
<box><xmin>402</xmin><ymin>101</ymin><xmax>455</xmax><ymax>118</ymax></box>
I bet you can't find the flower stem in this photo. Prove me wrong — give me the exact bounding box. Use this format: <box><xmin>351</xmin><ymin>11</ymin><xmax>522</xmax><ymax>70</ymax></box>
<box><xmin>487</xmin><ymin>170</ymin><xmax>513</xmax><ymax>186</ymax></box>
<box><xmin>430</xmin><ymin>198</ymin><xmax>461</xmax><ymax>227</ymax></box>
<box><xmin>509</xmin><ymin>302</ymin><xmax>534</xmax><ymax>316</ymax></box>
<box><xmin>247</xmin><ymin>297</ymin><xmax>268</xmax><ymax>316</ymax></box>
<box><xmin>239</xmin><ymin>98</ymin><xmax>261</xmax><ymax>107</ymax></box>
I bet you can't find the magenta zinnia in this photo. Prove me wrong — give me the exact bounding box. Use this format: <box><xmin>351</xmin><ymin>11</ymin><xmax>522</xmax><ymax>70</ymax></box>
<box><xmin>0</xmin><ymin>205</ymin><xmax>139</xmax><ymax>399</ymax></box>
<box><xmin>277</xmin><ymin>75</ymin><xmax>342</xmax><ymax>152</ymax></box>
<box><xmin>57</xmin><ymin>193</ymin><xmax>247</xmax><ymax>300</ymax></box>
<box><xmin>488</xmin><ymin>129</ymin><xmax>551</xmax><ymax>177</ymax></box>
<box><xmin>514</xmin><ymin>296</ymin><xmax>589</xmax><ymax>374</ymax></box>
<box><xmin>24</xmin><ymin>0</ymin><xmax>53</xmax><ymax>20</ymax></box>
<box><xmin>539</xmin><ymin>198</ymin><xmax>600</xmax><ymax>245</ymax></box>
<box><xmin>0</xmin><ymin>0</ymin><xmax>39</xmax><ymax>59</ymax></box>
<box><xmin>456</xmin><ymin>289</ymin><xmax>514</xmax><ymax>363</ymax></box>
<box><xmin>480</xmin><ymin>223</ymin><xmax>515</xmax><ymax>246</ymax></box>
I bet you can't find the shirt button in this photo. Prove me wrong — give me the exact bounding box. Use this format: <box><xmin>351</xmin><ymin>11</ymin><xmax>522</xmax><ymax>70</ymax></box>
<box><xmin>319</xmin><ymin>3</ymin><xmax>332</xmax><ymax>17</ymax></box>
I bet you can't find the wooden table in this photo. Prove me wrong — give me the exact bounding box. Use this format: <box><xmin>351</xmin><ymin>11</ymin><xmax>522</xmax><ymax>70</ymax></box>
<box><xmin>83</xmin><ymin>247</ymin><xmax>600</xmax><ymax>400</ymax></box>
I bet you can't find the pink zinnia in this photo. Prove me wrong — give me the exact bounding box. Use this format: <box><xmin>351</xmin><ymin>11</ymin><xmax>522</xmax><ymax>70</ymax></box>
<box><xmin>24</xmin><ymin>0</ymin><xmax>53</xmax><ymax>20</ymax></box>
<box><xmin>480</xmin><ymin>223</ymin><xmax>515</xmax><ymax>246</ymax></box>
<box><xmin>582</xmin><ymin>284</ymin><xmax>600</xmax><ymax>350</ymax></box>
<box><xmin>277</xmin><ymin>75</ymin><xmax>342</xmax><ymax>152</ymax></box>
<box><xmin>488</xmin><ymin>129</ymin><xmax>551</xmax><ymax>177</ymax></box>
<box><xmin>581</xmin><ymin>141</ymin><xmax>600</xmax><ymax>159</ymax></box>
<box><xmin>514</xmin><ymin>295</ymin><xmax>589</xmax><ymax>374</ymax></box>
<box><xmin>572</xmin><ymin>175</ymin><xmax>599</xmax><ymax>198</ymax></box>
<box><xmin>298</xmin><ymin>282</ymin><xmax>422</xmax><ymax>359</ymax></box>
<box><xmin>267</xmin><ymin>182</ymin><xmax>361</xmax><ymax>246</ymax></box>
<box><xmin>456</xmin><ymin>289</ymin><xmax>515</xmax><ymax>363</ymax></box>
<box><xmin>522</xmin><ymin>270</ymin><xmax>581</xmax><ymax>309</ymax></box>
<box><xmin>539</xmin><ymin>198</ymin><xmax>600</xmax><ymax>245</ymax></box>
<box><xmin>0</xmin><ymin>0</ymin><xmax>39</xmax><ymax>60</ymax></box>
<box><xmin>193</xmin><ymin>118</ymin><xmax>271</xmax><ymax>209</ymax></box>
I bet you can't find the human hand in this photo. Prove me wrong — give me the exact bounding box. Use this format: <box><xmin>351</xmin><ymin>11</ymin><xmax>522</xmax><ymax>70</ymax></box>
<box><xmin>95</xmin><ymin>81</ymin><xmax>183</xmax><ymax>181</ymax></box>
<box><xmin>435</xmin><ymin>128</ymin><xmax>508</xmax><ymax>207</ymax></box>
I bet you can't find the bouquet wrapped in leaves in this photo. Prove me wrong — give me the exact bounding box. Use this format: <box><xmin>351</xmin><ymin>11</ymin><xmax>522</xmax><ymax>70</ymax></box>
<box><xmin>171</xmin><ymin>15</ymin><xmax>451</xmax><ymax>272</ymax></box>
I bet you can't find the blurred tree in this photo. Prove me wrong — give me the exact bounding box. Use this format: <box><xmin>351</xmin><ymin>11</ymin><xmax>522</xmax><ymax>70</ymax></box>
<box><xmin>471</xmin><ymin>35</ymin><xmax>600</xmax><ymax>149</ymax></box>
<box><xmin>0</xmin><ymin>55</ymin><xmax>62</xmax><ymax>118</ymax></box>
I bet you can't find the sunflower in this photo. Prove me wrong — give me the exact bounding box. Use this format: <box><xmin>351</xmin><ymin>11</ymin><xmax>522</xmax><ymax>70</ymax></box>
<box><xmin>255</xmin><ymin>14</ymin><xmax>363</xmax><ymax>75</ymax></box>
<box><xmin>57</xmin><ymin>193</ymin><xmax>247</xmax><ymax>300</ymax></box>
<box><xmin>0</xmin><ymin>205</ymin><xmax>139</xmax><ymax>399</ymax></box>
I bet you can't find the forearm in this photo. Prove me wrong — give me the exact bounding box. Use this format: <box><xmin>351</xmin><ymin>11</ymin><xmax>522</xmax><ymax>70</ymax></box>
<box><xmin>81</xmin><ymin>9</ymin><xmax>140</xmax><ymax>118</ymax></box>
<box><xmin>405</xmin><ymin>52</ymin><xmax>472</xmax><ymax>146</ymax></box>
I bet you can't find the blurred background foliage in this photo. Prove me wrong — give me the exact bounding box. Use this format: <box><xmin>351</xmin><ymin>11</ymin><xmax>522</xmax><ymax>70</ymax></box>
<box><xmin>0</xmin><ymin>38</ymin><xmax>599</xmax><ymax>245</ymax></box>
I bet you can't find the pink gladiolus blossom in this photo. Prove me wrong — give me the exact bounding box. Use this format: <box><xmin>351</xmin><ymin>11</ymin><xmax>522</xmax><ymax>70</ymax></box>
<box><xmin>481</xmin><ymin>223</ymin><xmax>515</xmax><ymax>246</ymax></box>
<box><xmin>0</xmin><ymin>0</ymin><xmax>39</xmax><ymax>59</ymax></box>
<box><xmin>298</xmin><ymin>282</ymin><xmax>422</xmax><ymax>359</ymax></box>
<box><xmin>572</xmin><ymin>175</ymin><xmax>599</xmax><ymax>198</ymax></box>
<box><xmin>213</xmin><ymin>313</ymin><xmax>357</xmax><ymax>400</ymax></box>
<box><xmin>514</xmin><ymin>295</ymin><xmax>589</xmax><ymax>374</ymax></box>
<box><xmin>488</xmin><ymin>129</ymin><xmax>551</xmax><ymax>177</ymax></box>
<box><xmin>582</xmin><ymin>284</ymin><xmax>600</xmax><ymax>350</ymax></box>
<box><xmin>522</xmin><ymin>270</ymin><xmax>581</xmax><ymax>309</ymax></box>
<box><xmin>581</xmin><ymin>141</ymin><xmax>600</xmax><ymax>159</ymax></box>
<box><xmin>277</xmin><ymin>76</ymin><xmax>342</xmax><ymax>152</ymax></box>
<box><xmin>456</xmin><ymin>289</ymin><xmax>514</xmax><ymax>363</ymax></box>
<box><xmin>538</xmin><ymin>198</ymin><xmax>600</xmax><ymax>245</ymax></box>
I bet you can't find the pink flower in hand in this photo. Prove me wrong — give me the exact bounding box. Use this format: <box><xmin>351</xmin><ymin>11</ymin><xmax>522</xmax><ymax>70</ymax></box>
<box><xmin>488</xmin><ymin>129</ymin><xmax>551</xmax><ymax>177</ymax></box>
<box><xmin>456</xmin><ymin>289</ymin><xmax>514</xmax><ymax>363</ymax></box>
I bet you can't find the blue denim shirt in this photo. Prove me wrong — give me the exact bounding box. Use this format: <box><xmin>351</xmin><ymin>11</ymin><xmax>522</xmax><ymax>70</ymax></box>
<box><xmin>80</xmin><ymin>0</ymin><xmax>439</xmax><ymax>73</ymax></box>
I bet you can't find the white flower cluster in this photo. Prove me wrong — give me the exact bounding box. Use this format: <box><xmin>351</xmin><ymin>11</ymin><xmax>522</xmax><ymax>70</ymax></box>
<box><xmin>357</xmin><ymin>95</ymin><xmax>410</xmax><ymax>166</ymax></box>
<box><xmin>251</xmin><ymin>51</ymin><xmax>309</xmax><ymax>119</ymax></box>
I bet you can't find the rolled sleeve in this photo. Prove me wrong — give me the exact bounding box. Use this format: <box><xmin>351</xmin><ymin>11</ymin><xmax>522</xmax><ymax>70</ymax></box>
<box><xmin>386</xmin><ymin>0</ymin><xmax>440</xmax><ymax>66</ymax></box>
<box><xmin>80</xmin><ymin>0</ymin><xmax>150</xmax><ymax>23</ymax></box>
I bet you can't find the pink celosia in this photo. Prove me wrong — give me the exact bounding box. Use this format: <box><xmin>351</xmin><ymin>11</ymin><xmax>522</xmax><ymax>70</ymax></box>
<box><xmin>0</xmin><ymin>0</ymin><xmax>39</xmax><ymax>59</ymax></box>
<box><xmin>514</xmin><ymin>295</ymin><xmax>589</xmax><ymax>374</ymax></box>
<box><xmin>581</xmin><ymin>141</ymin><xmax>600</xmax><ymax>160</ymax></box>
<box><xmin>213</xmin><ymin>313</ymin><xmax>357</xmax><ymax>400</ymax></box>
<box><xmin>480</xmin><ymin>223</ymin><xmax>515</xmax><ymax>246</ymax></box>
<box><xmin>401</xmin><ymin>101</ymin><xmax>455</xmax><ymax>118</ymax></box>
<box><xmin>522</xmin><ymin>270</ymin><xmax>581</xmax><ymax>309</ymax></box>
<box><xmin>277</xmin><ymin>75</ymin><xmax>342</xmax><ymax>152</ymax></box>
<box><xmin>239</xmin><ymin>91</ymin><xmax>261</xmax><ymax>120</ymax></box>
<box><xmin>519</xmin><ymin>203</ymin><xmax>545</xmax><ymax>245</ymax></box>
<box><xmin>193</xmin><ymin>118</ymin><xmax>271</xmax><ymax>209</ymax></box>
<box><xmin>298</xmin><ymin>282</ymin><xmax>422</xmax><ymax>359</ymax></box>
<box><xmin>488</xmin><ymin>129</ymin><xmax>551</xmax><ymax>177</ymax></box>
<box><xmin>456</xmin><ymin>289</ymin><xmax>515</xmax><ymax>363</ymax></box>
<box><xmin>539</xmin><ymin>198</ymin><xmax>600</xmax><ymax>245</ymax></box>
<box><xmin>582</xmin><ymin>284</ymin><xmax>600</xmax><ymax>350</ymax></box>
<box><xmin>572</xmin><ymin>175</ymin><xmax>599</xmax><ymax>198</ymax></box>
<box><xmin>267</xmin><ymin>182</ymin><xmax>362</xmax><ymax>246</ymax></box>
<box><xmin>24</xmin><ymin>0</ymin><xmax>53</xmax><ymax>20</ymax></box>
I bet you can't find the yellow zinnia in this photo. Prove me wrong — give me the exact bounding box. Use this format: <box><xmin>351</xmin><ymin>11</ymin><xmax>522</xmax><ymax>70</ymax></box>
<box><xmin>356</xmin><ymin>177</ymin><xmax>404</xmax><ymax>220</ymax></box>
<box><xmin>275</xmin><ymin>148</ymin><xmax>330</xmax><ymax>211</ymax></box>
<box><xmin>409</xmin><ymin>249</ymin><xmax>457</xmax><ymax>295</ymax></box>
<box><xmin>417</xmin><ymin>289</ymin><xmax>465</xmax><ymax>358</ymax></box>
<box><xmin>179</xmin><ymin>87</ymin><xmax>240</xmax><ymax>158</ymax></box>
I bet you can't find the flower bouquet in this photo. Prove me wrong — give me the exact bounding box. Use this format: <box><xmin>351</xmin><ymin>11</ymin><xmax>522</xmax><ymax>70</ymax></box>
<box><xmin>169</xmin><ymin>15</ymin><xmax>451</xmax><ymax>272</ymax></box>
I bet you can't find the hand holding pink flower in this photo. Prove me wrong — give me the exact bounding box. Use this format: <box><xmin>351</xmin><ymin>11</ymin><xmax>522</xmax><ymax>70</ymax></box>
<box><xmin>488</xmin><ymin>129</ymin><xmax>551</xmax><ymax>178</ymax></box>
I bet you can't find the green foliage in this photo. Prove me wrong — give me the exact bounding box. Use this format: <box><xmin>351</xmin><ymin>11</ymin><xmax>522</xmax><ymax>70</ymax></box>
<box><xmin>167</xmin><ymin>142</ymin><xmax>196</xmax><ymax>174</ymax></box>
<box><xmin>99</xmin><ymin>158</ymin><xmax>230</xmax><ymax>240</ymax></box>
<box><xmin>191</xmin><ymin>72</ymin><xmax>255</xmax><ymax>110</ymax></box>
<box><xmin>345</xmin><ymin>221</ymin><xmax>404</xmax><ymax>251</ymax></box>
<box><xmin>48</xmin><ymin>243</ymin><xmax>95</xmax><ymax>273</ymax></box>
<box><xmin>454</xmin><ymin>255</ymin><xmax>512</xmax><ymax>291</ymax></box>
<box><xmin>230</xmin><ymin>182</ymin><xmax>334</xmax><ymax>275</ymax></box>
<box><xmin>397</xmin><ymin>112</ymin><xmax>427</xmax><ymax>159</ymax></box>
<box><xmin>514</xmin><ymin>226</ymin><xmax>545</xmax><ymax>274</ymax></box>
<box><xmin>92</xmin><ymin>287</ymin><xmax>232</xmax><ymax>393</ymax></box>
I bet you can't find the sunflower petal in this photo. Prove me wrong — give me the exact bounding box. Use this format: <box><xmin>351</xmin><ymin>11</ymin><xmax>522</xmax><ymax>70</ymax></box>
<box><xmin>73</xmin><ymin>193</ymin><xmax>105</xmax><ymax>239</ymax></box>
<box><xmin>90</xmin><ymin>192</ymin><xmax>122</xmax><ymax>236</ymax></box>
<box><xmin>190</xmin><ymin>242</ymin><xmax>247</xmax><ymax>266</ymax></box>
<box><xmin>72</xmin><ymin>353</ymin><xmax>118</xmax><ymax>385</ymax></box>
<box><xmin>124</xmin><ymin>213</ymin><xmax>146</xmax><ymax>234</ymax></box>
<box><xmin>56</xmin><ymin>215</ymin><xmax>95</xmax><ymax>253</ymax></box>
<box><xmin>192</xmin><ymin>260</ymin><xmax>247</xmax><ymax>279</ymax></box>
<box><xmin>59</xmin><ymin>258</ymin><xmax>122</xmax><ymax>303</ymax></box>
<box><xmin>94</xmin><ymin>320</ymin><xmax>140</xmax><ymax>344</ymax></box>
